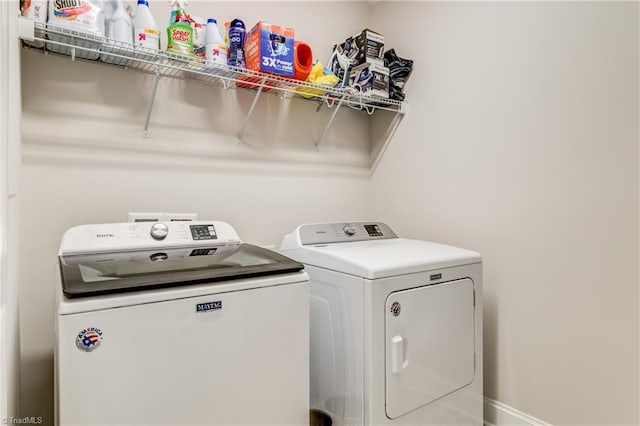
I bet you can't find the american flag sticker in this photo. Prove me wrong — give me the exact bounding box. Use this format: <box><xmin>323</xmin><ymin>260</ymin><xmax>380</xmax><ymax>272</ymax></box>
<box><xmin>76</xmin><ymin>327</ymin><xmax>103</xmax><ymax>352</ymax></box>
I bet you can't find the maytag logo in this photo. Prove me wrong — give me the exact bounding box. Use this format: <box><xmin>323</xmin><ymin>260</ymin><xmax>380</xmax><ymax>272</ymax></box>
<box><xmin>96</xmin><ymin>233</ymin><xmax>115</xmax><ymax>238</ymax></box>
<box><xmin>196</xmin><ymin>301</ymin><xmax>222</xmax><ymax>313</ymax></box>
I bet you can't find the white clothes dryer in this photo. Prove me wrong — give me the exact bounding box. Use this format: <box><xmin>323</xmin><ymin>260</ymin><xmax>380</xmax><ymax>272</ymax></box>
<box><xmin>280</xmin><ymin>222</ymin><xmax>483</xmax><ymax>426</ymax></box>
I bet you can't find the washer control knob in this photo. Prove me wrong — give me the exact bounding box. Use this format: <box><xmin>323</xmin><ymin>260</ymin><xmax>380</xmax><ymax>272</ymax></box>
<box><xmin>343</xmin><ymin>223</ymin><xmax>356</xmax><ymax>236</ymax></box>
<box><xmin>150</xmin><ymin>223</ymin><xmax>169</xmax><ymax>240</ymax></box>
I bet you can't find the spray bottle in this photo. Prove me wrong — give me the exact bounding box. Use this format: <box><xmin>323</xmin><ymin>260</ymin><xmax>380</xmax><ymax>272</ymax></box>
<box><xmin>168</xmin><ymin>0</ymin><xmax>187</xmax><ymax>26</ymax></box>
<box><xmin>191</xmin><ymin>16</ymin><xmax>206</xmax><ymax>61</ymax></box>
<box><xmin>166</xmin><ymin>6</ymin><xmax>194</xmax><ymax>58</ymax></box>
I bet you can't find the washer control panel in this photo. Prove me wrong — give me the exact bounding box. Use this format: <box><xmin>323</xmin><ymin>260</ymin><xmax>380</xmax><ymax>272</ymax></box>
<box><xmin>60</xmin><ymin>221</ymin><xmax>240</xmax><ymax>255</ymax></box>
<box><xmin>299</xmin><ymin>222</ymin><xmax>398</xmax><ymax>245</ymax></box>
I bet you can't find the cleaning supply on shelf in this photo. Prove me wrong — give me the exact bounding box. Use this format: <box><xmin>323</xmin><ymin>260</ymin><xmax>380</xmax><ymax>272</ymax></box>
<box><xmin>245</xmin><ymin>21</ymin><xmax>294</xmax><ymax>77</ymax></box>
<box><xmin>349</xmin><ymin>62</ymin><xmax>389</xmax><ymax>99</ymax></box>
<box><xmin>105</xmin><ymin>0</ymin><xmax>133</xmax><ymax>43</ymax></box>
<box><xmin>21</xmin><ymin>0</ymin><xmax>47</xmax><ymax>21</ymax></box>
<box><xmin>107</xmin><ymin>0</ymin><xmax>133</xmax><ymax>44</ymax></box>
<box><xmin>352</xmin><ymin>28</ymin><xmax>385</xmax><ymax>66</ymax></box>
<box><xmin>293</xmin><ymin>41</ymin><xmax>313</xmax><ymax>81</ymax></box>
<box><xmin>47</xmin><ymin>0</ymin><xmax>105</xmax><ymax>59</ymax></box>
<box><xmin>103</xmin><ymin>0</ymin><xmax>116</xmax><ymax>24</ymax></box>
<box><xmin>328</xmin><ymin>42</ymin><xmax>355</xmax><ymax>88</ymax></box>
<box><xmin>227</xmin><ymin>18</ymin><xmax>246</xmax><ymax>68</ymax></box>
<box><xmin>20</xmin><ymin>0</ymin><xmax>47</xmax><ymax>47</ymax></box>
<box><xmin>205</xmin><ymin>18</ymin><xmax>227</xmax><ymax>66</ymax></box>
<box><xmin>101</xmin><ymin>0</ymin><xmax>134</xmax><ymax>65</ymax></box>
<box><xmin>296</xmin><ymin>60</ymin><xmax>339</xmax><ymax>99</ymax></box>
<box><xmin>192</xmin><ymin>17</ymin><xmax>206</xmax><ymax>61</ymax></box>
<box><xmin>134</xmin><ymin>0</ymin><xmax>159</xmax><ymax>51</ymax></box>
<box><xmin>166</xmin><ymin>10</ymin><xmax>194</xmax><ymax>58</ymax></box>
<box><xmin>168</xmin><ymin>0</ymin><xmax>187</xmax><ymax>26</ymax></box>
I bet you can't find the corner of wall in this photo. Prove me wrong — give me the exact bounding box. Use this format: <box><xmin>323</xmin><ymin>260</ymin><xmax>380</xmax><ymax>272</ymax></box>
<box><xmin>0</xmin><ymin>0</ymin><xmax>22</xmax><ymax>420</ymax></box>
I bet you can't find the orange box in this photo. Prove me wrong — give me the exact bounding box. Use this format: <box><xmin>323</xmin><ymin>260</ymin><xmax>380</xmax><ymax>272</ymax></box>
<box><xmin>245</xmin><ymin>21</ymin><xmax>295</xmax><ymax>77</ymax></box>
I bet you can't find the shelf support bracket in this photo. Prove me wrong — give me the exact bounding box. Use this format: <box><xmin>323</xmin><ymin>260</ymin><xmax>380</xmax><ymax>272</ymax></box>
<box><xmin>315</xmin><ymin>95</ymin><xmax>346</xmax><ymax>147</ymax></box>
<box><xmin>370</xmin><ymin>109</ymin><xmax>406</xmax><ymax>172</ymax></box>
<box><xmin>143</xmin><ymin>69</ymin><xmax>161</xmax><ymax>138</ymax></box>
<box><xmin>237</xmin><ymin>77</ymin><xmax>267</xmax><ymax>143</ymax></box>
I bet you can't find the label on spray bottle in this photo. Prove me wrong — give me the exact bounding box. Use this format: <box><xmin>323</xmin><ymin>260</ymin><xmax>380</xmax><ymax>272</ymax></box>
<box><xmin>166</xmin><ymin>21</ymin><xmax>194</xmax><ymax>57</ymax></box>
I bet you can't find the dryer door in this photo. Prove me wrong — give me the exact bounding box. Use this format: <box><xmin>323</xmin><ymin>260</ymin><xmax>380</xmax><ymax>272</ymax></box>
<box><xmin>385</xmin><ymin>278</ymin><xmax>475</xmax><ymax>419</ymax></box>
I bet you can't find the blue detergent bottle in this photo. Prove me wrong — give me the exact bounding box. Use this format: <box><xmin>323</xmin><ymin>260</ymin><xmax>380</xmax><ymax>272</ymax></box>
<box><xmin>227</xmin><ymin>18</ymin><xmax>246</xmax><ymax>68</ymax></box>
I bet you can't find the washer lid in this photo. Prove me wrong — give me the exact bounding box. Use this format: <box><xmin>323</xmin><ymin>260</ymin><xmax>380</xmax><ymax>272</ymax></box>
<box><xmin>281</xmin><ymin>238</ymin><xmax>481</xmax><ymax>279</ymax></box>
<box><xmin>60</xmin><ymin>243</ymin><xmax>304</xmax><ymax>297</ymax></box>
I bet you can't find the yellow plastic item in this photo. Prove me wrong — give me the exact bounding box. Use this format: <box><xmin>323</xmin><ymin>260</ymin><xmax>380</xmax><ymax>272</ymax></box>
<box><xmin>297</xmin><ymin>61</ymin><xmax>339</xmax><ymax>99</ymax></box>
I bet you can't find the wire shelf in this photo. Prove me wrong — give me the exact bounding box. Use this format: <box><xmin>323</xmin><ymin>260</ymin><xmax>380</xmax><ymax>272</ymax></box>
<box><xmin>22</xmin><ymin>19</ymin><xmax>407</xmax><ymax>114</ymax></box>
<box><xmin>18</xmin><ymin>16</ymin><xmax>407</xmax><ymax>153</ymax></box>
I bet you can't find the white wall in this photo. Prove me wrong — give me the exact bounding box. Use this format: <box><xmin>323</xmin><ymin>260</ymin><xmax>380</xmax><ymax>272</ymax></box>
<box><xmin>1</xmin><ymin>0</ymin><xmax>22</xmax><ymax>420</ymax></box>
<box><xmin>370</xmin><ymin>2</ymin><xmax>639</xmax><ymax>425</ymax></box>
<box><xmin>17</xmin><ymin>2</ymin><xmax>640</xmax><ymax>425</ymax></box>
<box><xmin>19</xmin><ymin>2</ymin><xmax>374</xmax><ymax>423</ymax></box>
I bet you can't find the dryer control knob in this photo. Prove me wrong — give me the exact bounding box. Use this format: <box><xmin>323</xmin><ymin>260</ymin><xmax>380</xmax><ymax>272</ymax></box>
<box><xmin>150</xmin><ymin>223</ymin><xmax>169</xmax><ymax>240</ymax></box>
<box><xmin>343</xmin><ymin>224</ymin><xmax>356</xmax><ymax>236</ymax></box>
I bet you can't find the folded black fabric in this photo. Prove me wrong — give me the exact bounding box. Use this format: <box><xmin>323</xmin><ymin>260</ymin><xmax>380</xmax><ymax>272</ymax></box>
<box><xmin>384</xmin><ymin>48</ymin><xmax>413</xmax><ymax>95</ymax></box>
<box><xmin>384</xmin><ymin>49</ymin><xmax>413</xmax><ymax>70</ymax></box>
<box><xmin>389</xmin><ymin>82</ymin><xmax>406</xmax><ymax>101</ymax></box>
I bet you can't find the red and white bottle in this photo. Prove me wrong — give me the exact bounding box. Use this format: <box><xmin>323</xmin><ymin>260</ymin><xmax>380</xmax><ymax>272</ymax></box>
<box><xmin>134</xmin><ymin>0</ymin><xmax>159</xmax><ymax>50</ymax></box>
<box><xmin>205</xmin><ymin>18</ymin><xmax>227</xmax><ymax>66</ymax></box>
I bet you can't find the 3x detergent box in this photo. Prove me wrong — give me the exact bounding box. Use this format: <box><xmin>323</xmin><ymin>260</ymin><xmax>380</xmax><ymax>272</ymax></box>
<box><xmin>245</xmin><ymin>22</ymin><xmax>295</xmax><ymax>77</ymax></box>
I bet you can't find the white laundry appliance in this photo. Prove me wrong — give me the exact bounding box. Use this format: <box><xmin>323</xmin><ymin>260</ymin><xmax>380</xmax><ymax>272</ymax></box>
<box><xmin>280</xmin><ymin>222</ymin><xmax>483</xmax><ymax>425</ymax></box>
<box><xmin>56</xmin><ymin>221</ymin><xmax>309</xmax><ymax>426</ymax></box>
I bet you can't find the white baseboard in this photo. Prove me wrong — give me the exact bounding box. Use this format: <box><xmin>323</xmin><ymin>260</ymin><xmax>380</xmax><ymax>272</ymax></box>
<box><xmin>484</xmin><ymin>397</ymin><xmax>553</xmax><ymax>426</ymax></box>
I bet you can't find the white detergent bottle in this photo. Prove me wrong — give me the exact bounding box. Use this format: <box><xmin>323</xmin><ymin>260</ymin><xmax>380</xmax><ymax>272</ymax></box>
<box><xmin>111</xmin><ymin>0</ymin><xmax>133</xmax><ymax>43</ymax></box>
<box><xmin>205</xmin><ymin>18</ymin><xmax>227</xmax><ymax>66</ymax></box>
<box><xmin>101</xmin><ymin>0</ymin><xmax>134</xmax><ymax>64</ymax></box>
<box><xmin>103</xmin><ymin>0</ymin><xmax>117</xmax><ymax>25</ymax></box>
<box><xmin>134</xmin><ymin>0</ymin><xmax>160</xmax><ymax>50</ymax></box>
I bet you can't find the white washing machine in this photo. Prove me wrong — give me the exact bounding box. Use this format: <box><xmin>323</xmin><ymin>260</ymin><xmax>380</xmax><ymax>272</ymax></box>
<box><xmin>56</xmin><ymin>221</ymin><xmax>309</xmax><ymax>426</ymax></box>
<box><xmin>280</xmin><ymin>222</ymin><xmax>483</xmax><ymax>426</ymax></box>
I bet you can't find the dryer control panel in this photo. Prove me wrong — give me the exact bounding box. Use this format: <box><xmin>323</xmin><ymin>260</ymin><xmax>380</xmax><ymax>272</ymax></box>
<box><xmin>298</xmin><ymin>222</ymin><xmax>398</xmax><ymax>245</ymax></box>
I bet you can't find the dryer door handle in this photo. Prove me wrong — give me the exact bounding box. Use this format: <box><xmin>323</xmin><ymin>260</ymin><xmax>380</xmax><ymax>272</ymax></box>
<box><xmin>391</xmin><ymin>335</ymin><xmax>409</xmax><ymax>375</ymax></box>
